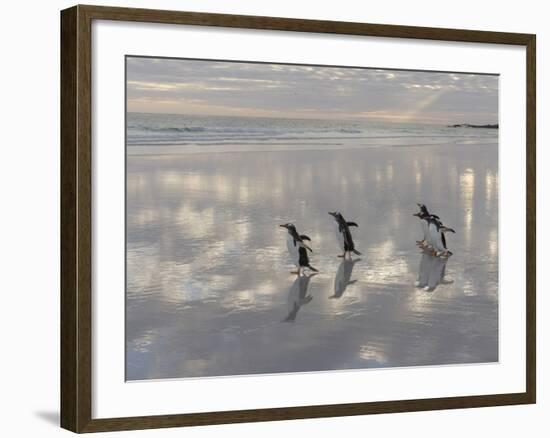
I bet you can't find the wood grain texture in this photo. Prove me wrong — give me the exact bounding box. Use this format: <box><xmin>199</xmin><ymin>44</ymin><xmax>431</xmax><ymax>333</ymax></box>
<box><xmin>60</xmin><ymin>4</ymin><xmax>536</xmax><ymax>433</ymax></box>
<box><xmin>60</xmin><ymin>5</ymin><xmax>78</xmax><ymax>432</ymax></box>
<box><xmin>525</xmin><ymin>34</ymin><xmax>536</xmax><ymax>404</ymax></box>
<box><xmin>80</xmin><ymin>393</ymin><xmax>534</xmax><ymax>433</ymax></box>
<box><xmin>79</xmin><ymin>4</ymin><xmax>534</xmax><ymax>44</ymax></box>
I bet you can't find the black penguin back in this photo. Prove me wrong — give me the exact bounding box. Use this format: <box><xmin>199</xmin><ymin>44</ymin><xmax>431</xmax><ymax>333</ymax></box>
<box><xmin>298</xmin><ymin>246</ymin><xmax>309</xmax><ymax>267</ymax></box>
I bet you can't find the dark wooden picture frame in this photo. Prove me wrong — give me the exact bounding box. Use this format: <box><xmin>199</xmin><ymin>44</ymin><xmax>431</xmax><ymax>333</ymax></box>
<box><xmin>61</xmin><ymin>4</ymin><xmax>536</xmax><ymax>433</ymax></box>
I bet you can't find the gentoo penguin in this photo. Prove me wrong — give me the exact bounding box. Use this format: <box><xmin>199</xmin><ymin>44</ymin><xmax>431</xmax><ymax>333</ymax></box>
<box><xmin>427</xmin><ymin>216</ymin><xmax>455</xmax><ymax>257</ymax></box>
<box><xmin>413</xmin><ymin>203</ymin><xmax>439</xmax><ymax>248</ymax></box>
<box><xmin>331</xmin><ymin>258</ymin><xmax>360</xmax><ymax>299</ymax></box>
<box><xmin>279</xmin><ymin>223</ymin><xmax>318</xmax><ymax>275</ymax></box>
<box><xmin>328</xmin><ymin>212</ymin><xmax>361</xmax><ymax>258</ymax></box>
<box><xmin>283</xmin><ymin>273</ymin><xmax>316</xmax><ymax>322</ymax></box>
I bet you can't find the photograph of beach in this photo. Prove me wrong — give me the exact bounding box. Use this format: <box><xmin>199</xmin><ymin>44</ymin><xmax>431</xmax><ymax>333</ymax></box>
<box><xmin>125</xmin><ymin>57</ymin><xmax>499</xmax><ymax>381</ymax></box>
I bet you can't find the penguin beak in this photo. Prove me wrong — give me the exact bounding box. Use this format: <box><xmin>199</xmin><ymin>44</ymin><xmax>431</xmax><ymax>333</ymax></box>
<box><xmin>279</xmin><ymin>224</ymin><xmax>287</xmax><ymax>228</ymax></box>
<box><xmin>328</xmin><ymin>212</ymin><xmax>336</xmax><ymax>217</ymax></box>
<box><xmin>413</xmin><ymin>212</ymin><xmax>421</xmax><ymax>217</ymax></box>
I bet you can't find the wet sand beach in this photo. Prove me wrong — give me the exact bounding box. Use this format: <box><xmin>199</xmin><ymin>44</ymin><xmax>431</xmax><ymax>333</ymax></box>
<box><xmin>126</xmin><ymin>143</ymin><xmax>498</xmax><ymax>380</ymax></box>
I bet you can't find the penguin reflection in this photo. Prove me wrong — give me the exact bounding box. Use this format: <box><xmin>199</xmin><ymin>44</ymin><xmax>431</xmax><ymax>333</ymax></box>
<box><xmin>330</xmin><ymin>258</ymin><xmax>361</xmax><ymax>299</ymax></box>
<box><xmin>283</xmin><ymin>273</ymin><xmax>317</xmax><ymax>322</ymax></box>
<box><xmin>415</xmin><ymin>250</ymin><xmax>452</xmax><ymax>291</ymax></box>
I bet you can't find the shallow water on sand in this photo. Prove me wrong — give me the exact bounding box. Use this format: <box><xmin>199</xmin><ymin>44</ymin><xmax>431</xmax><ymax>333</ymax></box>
<box><xmin>126</xmin><ymin>144</ymin><xmax>498</xmax><ymax>380</ymax></box>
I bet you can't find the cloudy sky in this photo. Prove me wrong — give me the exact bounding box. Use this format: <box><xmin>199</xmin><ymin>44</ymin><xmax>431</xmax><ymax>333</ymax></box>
<box><xmin>127</xmin><ymin>57</ymin><xmax>498</xmax><ymax>124</ymax></box>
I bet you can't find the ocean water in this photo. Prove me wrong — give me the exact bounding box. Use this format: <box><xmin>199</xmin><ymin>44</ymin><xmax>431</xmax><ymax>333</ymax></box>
<box><xmin>127</xmin><ymin>112</ymin><xmax>498</xmax><ymax>153</ymax></box>
<box><xmin>126</xmin><ymin>113</ymin><xmax>498</xmax><ymax>381</ymax></box>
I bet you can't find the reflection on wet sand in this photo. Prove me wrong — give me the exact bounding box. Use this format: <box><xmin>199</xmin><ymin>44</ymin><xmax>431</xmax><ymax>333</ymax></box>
<box><xmin>283</xmin><ymin>273</ymin><xmax>316</xmax><ymax>322</ymax></box>
<box><xmin>126</xmin><ymin>143</ymin><xmax>499</xmax><ymax>380</ymax></box>
<box><xmin>331</xmin><ymin>259</ymin><xmax>361</xmax><ymax>299</ymax></box>
<box><xmin>415</xmin><ymin>251</ymin><xmax>452</xmax><ymax>291</ymax></box>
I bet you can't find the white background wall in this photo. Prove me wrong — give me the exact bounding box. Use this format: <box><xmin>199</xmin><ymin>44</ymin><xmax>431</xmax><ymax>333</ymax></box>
<box><xmin>0</xmin><ymin>0</ymin><xmax>545</xmax><ymax>436</ymax></box>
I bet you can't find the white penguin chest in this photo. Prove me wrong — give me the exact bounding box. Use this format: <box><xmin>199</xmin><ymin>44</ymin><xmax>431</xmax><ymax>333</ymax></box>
<box><xmin>429</xmin><ymin>224</ymin><xmax>444</xmax><ymax>250</ymax></box>
<box><xmin>286</xmin><ymin>233</ymin><xmax>300</xmax><ymax>265</ymax></box>
<box><xmin>421</xmin><ymin>220</ymin><xmax>428</xmax><ymax>238</ymax></box>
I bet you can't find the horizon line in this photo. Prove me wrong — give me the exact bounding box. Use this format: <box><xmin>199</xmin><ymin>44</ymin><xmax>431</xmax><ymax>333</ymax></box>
<box><xmin>126</xmin><ymin>111</ymin><xmax>498</xmax><ymax>126</ymax></box>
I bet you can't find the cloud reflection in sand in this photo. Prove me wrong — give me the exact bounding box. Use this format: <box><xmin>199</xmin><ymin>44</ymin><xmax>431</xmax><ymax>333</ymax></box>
<box><xmin>126</xmin><ymin>144</ymin><xmax>498</xmax><ymax>380</ymax></box>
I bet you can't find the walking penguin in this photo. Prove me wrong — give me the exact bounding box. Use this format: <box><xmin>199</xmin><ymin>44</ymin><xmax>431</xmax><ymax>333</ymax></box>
<box><xmin>413</xmin><ymin>203</ymin><xmax>438</xmax><ymax>248</ymax></box>
<box><xmin>328</xmin><ymin>211</ymin><xmax>361</xmax><ymax>259</ymax></box>
<box><xmin>279</xmin><ymin>223</ymin><xmax>318</xmax><ymax>275</ymax></box>
<box><xmin>426</xmin><ymin>216</ymin><xmax>455</xmax><ymax>258</ymax></box>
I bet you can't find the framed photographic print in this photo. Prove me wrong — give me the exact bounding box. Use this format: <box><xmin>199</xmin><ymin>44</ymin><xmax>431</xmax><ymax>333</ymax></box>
<box><xmin>60</xmin><ymin>4</ymin><xmax>536</xmax><ymax>433</ymax></box>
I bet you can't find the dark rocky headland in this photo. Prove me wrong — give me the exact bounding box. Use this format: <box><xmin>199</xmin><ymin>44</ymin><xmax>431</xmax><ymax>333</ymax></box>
<box><xmin>448</xmin><ymin>123</ymin><xmax>499</xmax><ymax>129</ymax></box>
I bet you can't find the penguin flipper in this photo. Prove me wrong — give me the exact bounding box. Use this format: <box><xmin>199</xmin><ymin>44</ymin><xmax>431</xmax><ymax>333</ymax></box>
<box><xmin>347</xmin><ymin>222</ymin><xmax>358</xmax><ymax>227</ymax></box>
<box><xmin>300</xmin><ymin>234</ymin><xmax>311</xmax><ymax>241</ymax></box>
<box><xmin>352</xmin><ymin>249</ymin><xmax>362</xmax><ymax>255</ymax></box>
<box><xmin>307</xmin><ymin>265</ymin><xmax>318</xmax><ymax>272</ymax></box>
